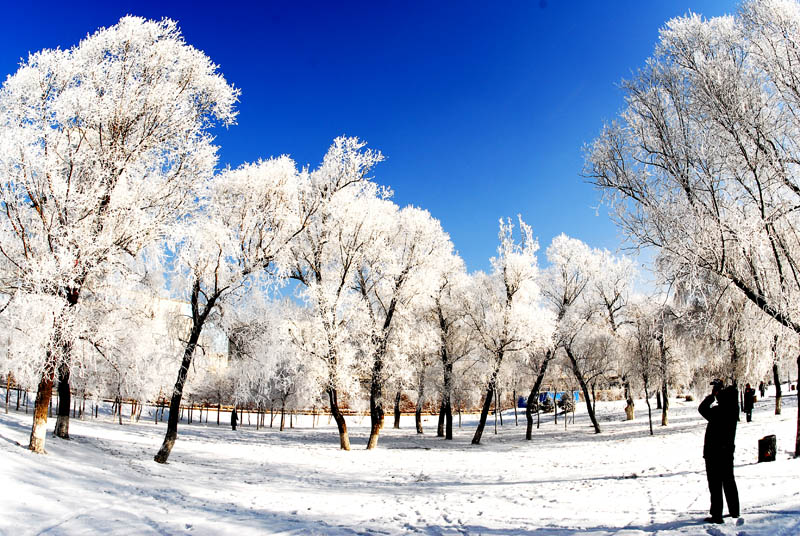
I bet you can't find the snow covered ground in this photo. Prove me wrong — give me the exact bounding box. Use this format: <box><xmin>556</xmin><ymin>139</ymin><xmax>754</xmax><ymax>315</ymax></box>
<box><xmin>1</xmin><ymin>388</ymin><xmax>798</xmax><ymax>536</ymax></box>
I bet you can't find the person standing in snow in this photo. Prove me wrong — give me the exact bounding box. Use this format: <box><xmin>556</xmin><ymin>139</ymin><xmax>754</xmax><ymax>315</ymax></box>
<box><xmin>699</xmin><ymin>379</ymin><xmax>740</xmax><ymax>524</ymax></box>
<box><xmin>758</xmin><ymin>381</ymin><xmax>766</xmax><ymax>400</ymax></box>
<box><xmin>743</xmin><ymin>384</ymin><xmax>755</xmax><ymax>423</ymax></box>
<box><xmin>231</xmin><ymin>407</ymin><xmax>238</xmax><ymax>431</ymax></box>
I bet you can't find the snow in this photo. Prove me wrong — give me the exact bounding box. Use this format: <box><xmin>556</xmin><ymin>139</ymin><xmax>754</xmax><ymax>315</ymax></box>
<box><xmin>1</xmin><ymin>389</ymin><xmax>798</xmax><ymax>536</ymax></box>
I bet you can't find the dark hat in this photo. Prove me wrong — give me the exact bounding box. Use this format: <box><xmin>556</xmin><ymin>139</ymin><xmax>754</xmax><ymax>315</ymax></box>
<box><xmin>710</xmin><ymin>379</ymin><xmax>724</xmax><ymax>388</ymax></box>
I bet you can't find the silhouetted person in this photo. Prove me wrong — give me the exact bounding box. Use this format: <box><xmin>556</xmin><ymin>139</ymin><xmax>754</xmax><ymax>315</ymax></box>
<box><xmin>699</xmin><ymin>379</ymin><xmax>740</xmax><ymax>524</ymax></box>
<box><xmin>743</xmin><ymin>383</ymin><xmax>755</xmax><ymax>422</ymax></box>
<box><xmin>758</xmin><ymin>381</ymin><xmax>765</xmax><ymax>399</ymax></box>
<box><xmin>231</xmin><ymin>407</ymin><xmax>238</xmax><ymax>431</ymax></box>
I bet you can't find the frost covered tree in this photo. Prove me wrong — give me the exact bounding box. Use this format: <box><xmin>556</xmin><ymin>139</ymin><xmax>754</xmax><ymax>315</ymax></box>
<box><xmin>541</xmin><ymin>235</ymin><xmax>635</xmax><ymax>433</ymax></box>
<box><xmin>288</xmin><ymin>137</ymin><xmax>385</xmax><ymax>451</ymax></box>
<box><xmin>154</xmin><ymin>155</ymin><xmax>307</xmax><ymax>463</ymax></box>
<box><xmin>464</xmin><ymin>217</ymin><xmax>554</xmax><ymax>445</ymax></box>
<box><xmin>532</xmin><ymin>235</ymin><xmax>592</xmax><ymax>437</ymax></box>
<box><xmin>223</xmin><ymin>296</ymin><xmax>320</xmax><ymax>431</ymax></box>
<box><xmin>0</xmin><ymin>16</ymin><xmax>239</xmax><ymax>453</ymax></box>
<box><xmin>627</xmin><ymin>300</ymin><xmax>662</xmax><ymax>436</ymax></box>
<box><xmin>428</xmin><ymin>254</ymin><xmax>471</xmax><ymax>440</ymax></box>
<box><xmin>586</xmin><ymin>0</ymin><xmax>800</xmax><ymax>455</ymax></box>
<box><xmin>355</xmin><ymin>204</ymin><xmax>455</xmax><ymax>449</ymax></box>
<box><xmin>400</xmin><ymin>316</ymin><xmax>440</xmax><ymax>434</ymax></box>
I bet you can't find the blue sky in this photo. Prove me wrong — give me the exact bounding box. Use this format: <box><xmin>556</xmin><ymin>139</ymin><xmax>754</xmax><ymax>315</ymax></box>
<box><xmin>0</xmin><ymin>0</ymin><xmax>738</xmax><ymax>272</ymax></box>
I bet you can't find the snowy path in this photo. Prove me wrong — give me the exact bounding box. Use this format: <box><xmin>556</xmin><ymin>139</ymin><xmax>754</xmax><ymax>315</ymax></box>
<box><xmin>1</xmin><ymin>392</ymin><xmax>798</xmax><ymax>535</ymax></box>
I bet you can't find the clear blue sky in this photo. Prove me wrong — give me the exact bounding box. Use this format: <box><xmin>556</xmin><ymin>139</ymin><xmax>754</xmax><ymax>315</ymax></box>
<box><xmin>0</xmin><ymin>0</ymin><xmax>737</xmax><ymax>272</ymax></box>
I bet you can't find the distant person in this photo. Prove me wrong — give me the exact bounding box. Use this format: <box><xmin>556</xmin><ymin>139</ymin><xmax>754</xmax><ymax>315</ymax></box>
<box><xmin>758</xmin><ymin>381</ymin><xmax>766</xmax><ymax>399</ymax></box>
<box><xmin>743</xmin><ymin>384</ymin><xmax>755</xmax><ymax>422</ymax></box>
<box><xmin>231</xmin><ymin>407</ymin><xmax>238</xmax><ymax>431</ymax></box>
<box><xmin>699</xmin><ymin>379</ymin><xmax>740</xmax><ymax>524</ymax></box>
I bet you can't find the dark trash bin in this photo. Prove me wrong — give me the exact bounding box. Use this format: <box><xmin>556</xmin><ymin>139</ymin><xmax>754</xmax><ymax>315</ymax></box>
<box><xmin>758</xmin><ymin>435</ymin><xmax>776</xmax><ymax>462</ymax></box>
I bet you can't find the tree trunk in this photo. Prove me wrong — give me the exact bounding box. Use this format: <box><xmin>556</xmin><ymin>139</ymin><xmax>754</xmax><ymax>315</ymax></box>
<box><xmin>327</xmin><ymin>387</ymin><xmax>350</xmax><ymax>450</ymax></box>
<box><xmin>623</xmin><ymin>376</ymin><xmax>635</xmax><ymax>421</ymax></box>
<box><xmin>644</xmin><ymin>384</ymin><xmax>653</xmax><ymax>436</ymax></box>
<box><xmin>366</xmin><ymin>346</ymin><xmax>386</xmax><ymax>450</ymax></box>
<box><xmin>443</xmin><ymin>362</ymin><xmax>454</xmax><ymax>439</ymax></box>
<box><xmin>565</xmin><ymin>346</ymin><xmax>601</xmax><ymax>433</ymax></box>
<box><xmin>472</xmin><ymin>362</ymin><xmax>501</xmax><ymax>445</ymax></box>
<box><xmin>493</xmin><ymin>388</ymin><xmax>498</xmax><ymax>435</ymax></box>
<box><xmin>438</xmin><ymin>307</ymin><xmax>454</xmax><ymax>440</ymax></box>
<box><xmin>795</xmin><ymin>352</ymin><xmax>799</xmax><ymax>458</ymax></box>
<box><xmin>53</xmin><ymin>374</ymin><xmax>72</xmax><ymax>439</ymax></box>
<box><xmin>28</xmin><ymin>371</ymin><xmax>55</xmax><ymax>453</ymax></box>
<box><xmin>659</xmin><ymin>336</ymin><xmax>669</xmax><ymax>426</ymax></box>
<box><xmin>280</xmin><ymin>402</ymin><xmax>285</xmax><ymax>431</ymax></box>
<box><xmin>51</xmin><ymin>288</ymin><xmax>80</xmax><ymax>440</ymax></box>
<box><xmin>656</xmin><ymin>389</ymin><xmax>662</xmax><ymax>410</ymax></box>
<box><xmin>773</xmin><ymin>362</ymin><xmax>783</xmax><ymax>415</ymax></box>
<box><xmin>366</xmin><ymin>376</ymin><xmax>384</xmax><ymax>449</ymax></box>
<box><xmin>154</xmin><ymin>283</ymin><xmax>212</xmax><ymax>464</ymax></box>
<box><xmin>525</xmin><ymin>387</ymin><xmax>536</xmax><ymax>439</ymax></box>
<box><xmin>4</xmin><ymin>373</ymin><xmax>9</xmax><ymax>414</ymax></box>
<box><xmin>366</xmin><ymin>295</ymin><xmax>399</xmax><ymax>450</ymax></box>
<box><xmin>497</xmin><ymin>389</ymin><xmax>503</xmax><ymax>426</ymax></box>
<box><xmin>472</xmin><ymin>375</ymin><xmax>497</xmax><ymax>445</ymax></box>
<box><xmin>526</xmin><ymin>350</ymin><xmax>552</xmax><ymax>440</ymax></box>
<box><xmin>445</xmin><ymin>396</ymin><xmax>453</xmax><ymax>440</ymax></box>
<box><xmin>154</xmin><ymin>281</ymin><xmax>221</xmax><ymax>463</ymax></box>
<box><xmin>393</xmin><ymin>390</ymin><xmax>401</xmax><ymax>429</ymax></box>
<box><xmin>513</xmin><ymin>389</ymin><xmax>518</xmax><ymax>426</ymax></box>
<box><xmin>437</xmin><ymin>399</ymin><xmax>445</xmax><ymax>437</ymax></box>
<box><xmin>415</xmin><ymin>379</ymin><xmax>424</xmax><ymax>434</ymax></box>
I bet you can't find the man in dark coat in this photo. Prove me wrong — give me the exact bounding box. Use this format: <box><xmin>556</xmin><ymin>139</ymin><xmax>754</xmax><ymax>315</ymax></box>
<box><xmin>743</xmin><ymin>383</ymin><xmax>755</xmax><ymax>422</ymax></box>
<box><xmin>231</xmin><ymin>407</ymin><xmax>238</xmax><ymax>431</ymax></box>
<box><xmin>699</xmin><ymin>379</ymin><xmax>740</xmax><ymax>524</ymax></box>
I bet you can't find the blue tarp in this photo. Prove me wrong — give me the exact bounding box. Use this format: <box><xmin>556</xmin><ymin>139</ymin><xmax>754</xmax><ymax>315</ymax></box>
<box><xmin>518</xmin><ymin>392</ymin><xmax>580</xmax><ymax>408</ymax></box>
<box><xmin>539</xmin><ymin>391</ymin><xmax>580</xmax><ymax>403</ymax></box>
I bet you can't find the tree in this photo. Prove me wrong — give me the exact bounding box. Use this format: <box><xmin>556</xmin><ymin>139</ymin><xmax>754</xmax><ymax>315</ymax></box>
<box><xmin>0</xmin><ymin>16</ymin><xmax>239</xmax><ymax>453</ymax></box>
<box><xmin>586</xmin><ymin>0</ymin><xmax>800</xmax><ymax>456</ymax></box>
<box><xmin>154</xmin><ymin>155</ymin><xmax>306</xmax><ymax>463</ymax></box>
<box><xmin>288</xmin><ymin>137</ymin><xmax>385</xmax><ymax>451</ymax></box>
<box><xmin>428</xmin><ymin>256</ymin><xmax>471</xmax><ymax>440</ymax></box>
<box><xmin>464</xmin><ymin>217</ymin><xmax>553</xmax><ymax>445</ymax></box>
<box><xmin>527</xmin><ymin>234</ymin><xmax>590</xmax><ymax>439</ymax></box>
<box><xmin>355</xmin><ymin>205</ymin><xmax>454</xmax><ymax>449</ymax></box>
<box><xmin>628</xmin><ymin>301</ymin><xmax>662</xmax><ymax>436</ymax></box>
<box><xmin>541</xmin><ymin>234</ymin><xmax>635</xmax><ymax>434</ymax></box>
